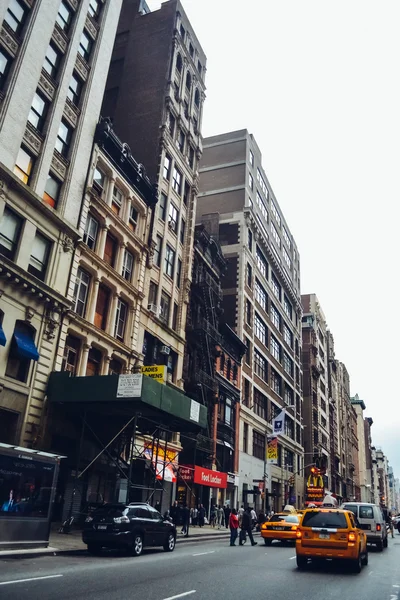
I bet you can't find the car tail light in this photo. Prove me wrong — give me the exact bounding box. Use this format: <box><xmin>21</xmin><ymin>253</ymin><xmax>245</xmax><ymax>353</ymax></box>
<box><xmin>296</xmin><ymin>530</ymin><xmax>302</xmax><ymax>538</ymax></box>
<box><xmin>348</xmin><ymin>532</ymin><xmax>356</xmax><ymax>542</ymax></box>
<box><xmin>114</xmin><ymin>516</ymin><xmax>130</xmax><ymax>524</ymax></box>
<box><xmin>376</xmin><ymin>524</ymin><xmax>381</xmax><ymax>532</ymax></box>
<box><xmin>85</xmin><ymin>516</ymin><xmax>93</xmax><ymax>523</ymax></box>
<box><xmin>291</xmin><ymin>525</ymin><xmax>298</xmax><ymax>531</ymax></box>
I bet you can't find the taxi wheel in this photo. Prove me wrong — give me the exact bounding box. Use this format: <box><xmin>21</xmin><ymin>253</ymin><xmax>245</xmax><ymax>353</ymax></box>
<box><xmin>296</xmin><ymin>555</ymin><xmax>308</xmax><ymax>570</ymax></box>
<box><xmin>350</xmin><ymin>553</ymin><xmax>362</xmax><ymax>573</ymax></box>
<box><xmin>264</xmin><ymin>538</ymin><xmax>272</xmax><ymax>546</ymax></box>
<box><xmin>361</xmin><ymin>551</ymin><xmax>368</xmax><ymax>566</ymax></box>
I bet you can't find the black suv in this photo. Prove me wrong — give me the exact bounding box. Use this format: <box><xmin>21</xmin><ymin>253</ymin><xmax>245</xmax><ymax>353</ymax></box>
<box><xmin>82</xmin><ymin>503</ymin><xmax>176</xmax><ymax>556</ymax></box>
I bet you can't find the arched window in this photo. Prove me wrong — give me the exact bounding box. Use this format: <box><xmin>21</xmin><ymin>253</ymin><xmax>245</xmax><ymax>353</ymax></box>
<box><xmin>185</xmin><ymin>71</ymin><xmax>192</xmax><ymax>91</ymax></box>
<box><xmin>6</xmin><ymin>320</ymin><xmax>39</xmax><ymax>382</ymax></box>
<box><xmin>176</xmin><ymin>53</ymin><xmax>183</xmax><ymax>73</ymax></box>
<box><xmin>220</xmin><ymin>354</ymin><xmax>225</xmax><ymax>374</ymax></box>
<box><xmin>194</xmin><ymin>88</ymin><xmax>200</xmax><ymax>108</ymax></box>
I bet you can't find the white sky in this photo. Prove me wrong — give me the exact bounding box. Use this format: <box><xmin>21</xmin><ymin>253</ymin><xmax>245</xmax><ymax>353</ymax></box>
<box><xmin>147</xmin><ymin>0</ymin><xmax>400</xmax><ymax>481</ymax></box>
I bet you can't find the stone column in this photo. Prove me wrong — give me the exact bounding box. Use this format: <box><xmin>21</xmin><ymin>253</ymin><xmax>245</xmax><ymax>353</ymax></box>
<box><xmin>106</xmin><ymin>177</ymin><xmax>115</xmax><ymax>207</ymax></box>
<box><xmin>102</xmin><ymin>355</ymin><xmax>111</xmax><ymax>376</ymax></box>
<box><xmin>87</xmin><ymin>277</ymin><xmax>100</xmax><ymax>324</ymax></box>
<box><xmin>107</xmin><ymin>292</ymin><xmax>119</xmax><ymax>337</ymax></box>
<box><xmin>116</xmin><ymin>241</ymin><xmax>126</xmax><ymax>276</ymax></box>
<box><xmin>79</xmin><ymin>343</ymin><xmax>91</xmax><ymax>376</ymax></box>
<box><xmin>97</xmin><ymin>225</ymin><xmax>109</xmax><ymax>259</ymax></box>
<box><xmin>125</xmin><ymin>196</ymin><xmax>132</xmax><ymax>222</ymax></box>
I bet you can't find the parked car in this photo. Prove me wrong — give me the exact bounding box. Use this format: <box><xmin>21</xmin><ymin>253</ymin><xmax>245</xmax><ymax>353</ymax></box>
<box><xmin>82</xmin><ymin>502</ymin><xmax>176</xmax><ymax>556</ymax></box>
<box><xmin>296</xmin><ymin>507</ymin><xmax>368</xmax><ymax>573</ymax></box>
<box><xmin>340</xmin><ymin>502</ymin><xmax>388</xmax><ymax>551</ymax></box>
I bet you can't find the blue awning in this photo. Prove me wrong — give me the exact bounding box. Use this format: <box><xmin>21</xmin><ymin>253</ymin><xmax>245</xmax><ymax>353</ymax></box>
<box><xmin>13</xmin><ymin>331</ymin><xmax>39</xmax><ymax>361</ymax></box>
<box><xmin>0</xmin><ymin>325</ymin><xmax>6</xmax><ymax>347</ymax></box>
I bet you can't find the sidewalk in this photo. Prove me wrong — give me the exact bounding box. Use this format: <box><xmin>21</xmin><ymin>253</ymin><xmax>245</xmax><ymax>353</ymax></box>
<box><xmin>0</xmin><ymin>524</ymin><xmax>244</xmax><ymax>559</ymax></box>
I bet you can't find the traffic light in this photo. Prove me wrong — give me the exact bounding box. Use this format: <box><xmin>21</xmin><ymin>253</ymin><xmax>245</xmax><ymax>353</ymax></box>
<box><xmin>288</xmin><ymin>475</ymin><xmax>295</xmax><ymax>486</ymax></box>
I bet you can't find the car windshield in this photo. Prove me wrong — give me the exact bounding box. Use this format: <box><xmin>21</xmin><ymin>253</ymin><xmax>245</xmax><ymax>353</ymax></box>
<box><xmin>302</xmin><ymin>511</ymin><xmax>347</xmax><ymax>529</ymax></box>
<box><xmin>269</xmin><ymin>514</ymin><xmax>299</xmax><ymax>523</ymax></box>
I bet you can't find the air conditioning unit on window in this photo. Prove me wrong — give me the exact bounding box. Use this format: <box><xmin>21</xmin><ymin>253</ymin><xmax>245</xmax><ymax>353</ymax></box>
<box><xmin>160</xmin><ymin>345</ymin><xmax>170</xmax><ymax>355</ymax></box>
<box><xmin>168</xmin><ymin>219</ymin><xmax>176</xmax><ymax>230</ymax></box>
<box><xmin>148</xmin><ymin>303</ymin><xmax>159</xmax><ymax>315</ymax></box>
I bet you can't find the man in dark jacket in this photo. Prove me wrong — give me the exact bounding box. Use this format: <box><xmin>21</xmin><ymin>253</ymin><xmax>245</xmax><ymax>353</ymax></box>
<box><xmin>224</xmin><ymin>505</ymin><xmax>231</xmax><ymax>529</ymax></box>
<box><xmin>240</xmin><ymin>507</ymin><xmax>257</xmax><ymax>546</ymax></box>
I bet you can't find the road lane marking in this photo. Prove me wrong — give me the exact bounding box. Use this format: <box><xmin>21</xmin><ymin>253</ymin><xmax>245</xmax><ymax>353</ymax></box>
<box><xmin>289</xmin><ymin>556</ymin><xmax>296</xmax><ymax>560</ymax></box>
<box><xmin>0</xmin><ymin>574</ymin><xmax>63</xmax><ymax>586</ymax></box>
<box><xmin>162</xmin><ymin>591</ymin><xmax>196</xmax><ymax>600</ymax></box>
<box><xmin>192</xmin><ymin>551</ymin><xmax>215</xmax><ymax>556</ymax></box>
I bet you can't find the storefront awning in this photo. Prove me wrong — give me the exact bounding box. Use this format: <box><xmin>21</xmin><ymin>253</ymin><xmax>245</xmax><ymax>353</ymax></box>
<box><xmin>0</xmin><ymin>324</ymin><xmax>6</xmax><ymax>347</ymax></box>
<box><xmin>13</xmin><ymin>331</ymin><xmax>39</xmax><ymax>360</ymax></box>
<box><xmin>47</xmin><ymin>371</ymin><xmax>207</xmax><ymax>432</ymax></box>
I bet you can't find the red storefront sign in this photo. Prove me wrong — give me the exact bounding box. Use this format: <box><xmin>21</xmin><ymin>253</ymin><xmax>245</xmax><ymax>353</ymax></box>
<box><xmin>178</xmin><ymin>465</ymin><xmax>194</xmax><ymax>482</ymax></box>
<box><xmin>193</xmin><ymin>466</ymin><xmax>228</xmax><ymax>489</ymax></box>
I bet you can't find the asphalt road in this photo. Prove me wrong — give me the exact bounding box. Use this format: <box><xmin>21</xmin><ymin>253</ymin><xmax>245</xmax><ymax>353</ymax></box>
<box><xmin>0</xmin><ymin>534</ymin><xmax>400</xmax><ymax>600</ymax></box>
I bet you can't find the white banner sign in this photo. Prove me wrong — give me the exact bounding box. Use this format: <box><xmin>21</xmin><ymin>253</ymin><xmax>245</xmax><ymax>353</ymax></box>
<box><xmin>116</xmin><ymin>374</ymin><xmax>143</xmax><ymax>398</ymax></box>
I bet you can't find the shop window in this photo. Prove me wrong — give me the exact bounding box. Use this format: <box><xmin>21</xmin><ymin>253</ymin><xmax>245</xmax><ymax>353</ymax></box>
<box><xmin>5</xmin><ymin>321</ymin><xmax>39</xmax><ymax>383</ymax></box>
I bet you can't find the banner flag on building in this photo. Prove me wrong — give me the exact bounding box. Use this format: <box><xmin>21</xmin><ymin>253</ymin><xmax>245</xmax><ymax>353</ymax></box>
<box><xmin>143</xmin><ymin>443</ymin><xmax>178</xmax><ymax>483</ymax></box>
<box><xmin>267</xmin><ymin>436</ymin><xmax>278</xmax><ymax>465</ymax></box>
<box><xmin>272</xmin><ymin>409</ymin><xmax>286</xmax><ymax>436</ymax></box>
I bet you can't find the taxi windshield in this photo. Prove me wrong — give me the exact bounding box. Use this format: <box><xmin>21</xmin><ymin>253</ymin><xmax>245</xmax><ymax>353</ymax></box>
<box><xmin>302</xmin><ymin>512</ymin><xmax>347</xmax><ymax>529</ymax></box>
<box><xmin>269</xmin><ymin>514</ymin><xmax>299</xmax><ymax>523</ymax></box>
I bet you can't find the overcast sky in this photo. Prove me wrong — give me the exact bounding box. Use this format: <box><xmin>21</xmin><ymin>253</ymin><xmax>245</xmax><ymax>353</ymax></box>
<box><xmin>147</xmin><ymin>0</ymin><xmax>400</xmax><ymax>483</ymax></box>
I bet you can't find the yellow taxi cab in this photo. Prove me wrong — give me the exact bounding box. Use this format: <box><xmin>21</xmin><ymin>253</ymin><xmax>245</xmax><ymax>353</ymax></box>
<box><xmin>296</xmin><ymin>507</ymin><xmax>368</xmax><ymax>572</ymax></box>
<box><xmin>296</xmin><ymin>509</ymin><xmax>306</xmax><ymax>518</ymax></box>
<box><xmin>261</xmin><ymin>511</ymin><xmax>300</xmax><ymax>545</ymax></box>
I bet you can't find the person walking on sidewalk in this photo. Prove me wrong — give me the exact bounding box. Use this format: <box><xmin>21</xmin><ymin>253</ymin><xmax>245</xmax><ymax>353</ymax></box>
<box><xmin>198</xmin><ymin>504</ymin><xmax>205</xmax><ymax>528</ymax></box>
<box><xmin>229</xmin><ymin>508</ymin><xmax>239</xmax><ymax>546</ymax></box>
<box><xmin>181</xmin><ymin>504</ymin><xmax>190</xmax><ymax>535</ymax></box>
<box><xmin>240</xmin><ymin>507</ymin><xmax>257</xmax><ymax>546</ymax></box>
<box><xmin>217</xmin><ymin>505</ymin><xmax>224</xmax><ymax>529</ymax></box>
<box><xmin>224</xmin><ymin>505</ymin><xmax>231</xmax><ymax>529</ymax></box>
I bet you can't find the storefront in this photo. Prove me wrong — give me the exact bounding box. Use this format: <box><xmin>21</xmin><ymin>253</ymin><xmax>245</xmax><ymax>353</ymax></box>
<box><xmin>176</xmin><ymin>465</ymin><xmax>228</xmax><ymax>516</ymax></box>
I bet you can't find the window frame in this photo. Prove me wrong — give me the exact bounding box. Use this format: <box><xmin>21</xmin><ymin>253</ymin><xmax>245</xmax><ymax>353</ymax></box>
<box><xmin>168</xmin><ymin>202</ymin><xmax>179</xmax><ymax>233</ymax></box>
<box><xmin>43</xmin><ymin>173</ymin><xmax>61</xmax><ymax>208</ymax></box>
<box><xmin>0</xmin><ymin>48</ymin><xmax>12</xmax><ymax>90</ymax></box>
<box><xmin>163</xmin><ymin>154</ymin><xmax>171</xmax><ymax>180</ymax></box>
<box><xmin>14</xmin><ymin>146</ymin><xmax>34</xmax><ymax>185</ymax></box>
<box><xmin>67</xmin><ymin>72</ymin><xmax>83</xmax><ymax>106</ymax></box>
<box><xmin>73</xmin><ymin>267</ymin><xmax>91</xmax><ymax>317</ymax></box>
<box><xmin>28</xmin><ymin>90</ymin><xmax>48</xmax><ymax>132</ymax></box>
<box><xmin>43</xmin><ymin>43</ymin><xmax>61</xmax><ymax>79</ymax></box>
<box><xmin>122</xmin><ymin>249</ymin><xmax>134</xmax><ymax>281</ymax></box>
<box><xmin>55</xmin><ymin>120</ymin><xmax>73</xmax><ymax>157</ymax></box>
<box><xmin>254</xmin><ymin>349</ymin><xmax>267</xmax><ymax>382</ymax></box>
<box><xmin>254</xmin><ymin>313</ymin><xmax>266</xmax><ymax>346</ymax></box>
<box><xmin>0</xmin><ymin>207</ymin><xmax>23</xmax><ymax>261</ymax></box>
<box><xmin>78</xmin><ymin>30</ymin><xmax>93</xmax><ymax>62</ymax></box>
<box><xmin>83</xmin><ymin>214</ymin><xmax>99</xmax><ymax>250</ymax></box>
<box><xmin>164</xmin><ymin>244</ymin><xmax>175</xmax><ymax>278</ymax></box>
<box><xmin>56</xmin><ymin>0</ymin><xmax>73</xmax><ymax>32</ymax></box>
<box><xmin>28</xmin><ymin>231</ymin><xmax>51</xmax><ymax>281</ymax></box>
<box><xmin>114</xmin><ymin>298</ymin><xmax>128</xmax><ymax>341</ymax></box>
<box><xmin>5</xmin><ymin>0</ymin><xmax>27</xmax><ymax>35</ymax></box>
<box><xmin>252</xmin><ymin>430</ymin><xmax>266</xmax><ymax>461</ymax></box>
<box><xmin>255</xmin><ymin>278</ymin><xmax>267</xmax><ymax>311</ymax></box>
<box><xmin>172</xmin><ymin>166</ymin><xmax>182</xmax><ymax>195</ymax></box>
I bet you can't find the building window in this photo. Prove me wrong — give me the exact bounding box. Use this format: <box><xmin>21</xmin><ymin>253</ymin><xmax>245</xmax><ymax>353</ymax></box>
<box><xmin>0</xmin><ymin>207</ymin><xmax>22</xmax><ymax>260</ymax></box>
<box><xmin>73</xmin><ymin>268</ymin><xmax>90</xmax><ymax>317</ymax></box>
<box><xmin>257</xmin><ymin>168</ymin><xmax>268</xmax><ymax>198</ymax></box>
<box><xmin>28</xmin><ymin>232</ymin><xmax>50</xmax><ymax>281</ymax></box>
<box><xmin>168</xmin><ymin>111</ymin><xmax>175</xmax><ymax>137</ymax></box>
<box><xmin>154</xmin><ymin>234</ymin><xmax>162</xmax><ymax>267</ymax></box>
<box><xmin>256</xmin><ymin>246</ymin><xmax>268</xmax><ymax>278</ymax></box>
<box><xmin>177</xmin><ymin>129</ymin><xmax>185</xmax><ymax>152</ymax></box>
<box><xmin>283</xmin><ymin>324</ymin><xmax>293</xmax><ymax>348</ymax></box>
<box><xmin>111</xmin><ymin>186</ymin><xmax>123</xmax><ymax>215</ymax></box>
<box><xmin>0</xmin><ymin>49</ymin><xmax>12</xmax><ymax>90</ymax></box>
<box><xmin>5</xmin><ymin>0</ymin><xmax>27</xmax><ymax>35</ymax></box>
<box><xmin>248</xmin><ymin>172</ymin><xmax>253</xmax><ymax>190</ymax></box>
<box><xmin>194</xmin><ymin>88</ymin><xmax>200</xmax><ymax>109</ymax></box>
<box><xmin>243</xmin><ymin>378</ymin><xmax>250</xmax><ymax>406</ymax></box>
<box><xmin>197</xmin><ymin>60</ymin><xmax>202</xmax><ymax>75</ymax></box>
<box><xmin>254</xmin><ymin>389</ymin><xmax>267</xmax><ymax>420</ymax></box>
<box><xmin>283</xmin><ymin>246</ymin><xmax>291</xmax><ymax>269</ymax></box>
<box><xmin>254</xmin><ymin>313</ymin><xmax>266</xmax><ymax>345</ymax></box>
<box><xmin>254</xmin><ymin>349</ymin><xmax>267</xmax><ymax>382</ymax></box>
<box><xmin>246</xmin><ymin>263</ymin><xmax>252</xmax><ymax>288</ymax></box>
<box><xmin>185</xmin><ymin>71</ymin><xmax>192</xmax><ymax>90</ymax></box>
<box><xmin>148</xmin><ymin>280</ymin><xmax>158</xmax><ymax>305</ymax></box>
<box><xmin>176</xmin><ymin>53</ymin><xmax>183</xmax><ymax>73</ymax></box>
<box><xmin>172</xmin><ymin>302</ymin><xmax>179</xmax><ymax>331</ymax></box>
<box><xmin>163</xmin><ymin>154</ymin><xmax>171</xmax><ymax>180</ymax></box>
<box><xmin>94</xmin><ymin>285</ymin><xmax>110</xmax><ymax>330</ymax></box>
<box><xmin>224</xmin><ymin>396</ymin><xmax>233</xmax><ymax>426</ymax></box>
<box><xmin>255</xmin><ymin>278</ymin><xmax>267</xmax><ymax>311</ymax></box>
<box><xmin>114</xmin><ymin>298</ymin><xmax>128</xmax><ymax>341</ymax></box>
<box><xmin>180</xmin><ymin>218</ymin><xmax>186</xmax><ymax>244</ymax></box>
<box><xmin>270</xmin><ymin>303</ymin><xmax>281</xmax><ymax>330</ymax></box>
<box><xmin>164</xmin><ymin>244</ymin><xmax>175</xmax><ymax>278</ymax></box>
<box><xmin>109</xmin><ymin>359</ymin><xmax>122</xmax><ymax>375</ymax></box>
<box><xmin>284</xmin><ymin>295</ymin><xmax>292</xmax><ymax>320</ymax></box>
<box><xmin>282</xmin><ymin>226</ymin><xmax>291</xmax><ymax>249</ymax></box>
<box><xmin>249</xmin><ymin>149</ymin><xmax>254</xmax><ymax>167</ymax></box>
<box><xmin>103</xmin><ymin>233</ymin><xmax>117</xmax><ymax>267</ymax></box>
<box><xmin>55</xmin><ymin>120</ymin><xmax>72</xmax><ymax>157</ymax></box>
<box><xmin>245</xmin><ymin>299</ymin><xmax>251</xmax><ymax>325</ymax></box>
<box><xmin>56</xmin><ymin>1</ymin><xmax>73</xmax><ymax>32</ymax></box>
<box><xmin>86</xmin><ymin>347</ymin><xmax>102</xmax><ymax>376</ymax></box>
<box><xmin>271</xmin><ymin>222</ymin><xmax>281</xmax><ymax>248</ymax></box>
<box><xmin>43</xmin><ymin>173</ymin><xmax>61</xmax><ymax>208</ymax></box>
<box><xmin>283</xmin><ymin>353</ymin><xmax>293</xmax><ymax>377</ymax></box>
<box><xmin>159</xmin><ymin>291</ymin><xmax>170</xmax><ymax>324</ymax></box>
<box><xmin>248</xmin><ymin>228</ymin><xmax>253</xmax><ymax>252</ymax></box>
<box><xmin>172</xmin><ymin>167</ymin><xmax>182</xmax><ymax>195</ymax></box>
<box><xmin>83</xmin><ymin>214</ymin><xmax>98</xmax><ymax>250</ymax></box>
<box><xmin>270</xmin><ymin>335</ymin><xmax>281</xmax><ymax>362</ymax></box>
<box><xmin>28</xmin><ymin>91</ymin><xmax>48</xmax><ymax>132</ymax></box>
<box><xmin>43</xmin><ymin>44</ymin><xmax>61</xmax><ymax>79</ymax></box>
<box><xmin>271</xmin><ymin>199</ymin><xmax>281</xmax><ymax>226</ymax></box>
<box><xmin>129</xmin><ymin>205</ymin><xmax>138</xmax><ymax>232</ymax></box>
<box><xmin>253</xmin><ymin>430</ymin><xmax>265</xmax><ymax>460</ymax></box>
<box><xmin>256</xmin><ymin>192</ymin><xmax>268</xmax><ymax>221</ymax></box>
<box><xmin>62</xmin><ymin>335</ymin><xmax>80</xmax><ymax>375</ymax></box>
<box><xmin>88</xmin><ymin>0</ymin><xmax>101</xmax><ymax>19</ymax></box>
<box><xmin>67</xmin><ymin>72</ymin><xmax>83</xmax><ymax>106</ymax></box>
<box><xmin>244</xmin><ymin>338</ymin><xmax>251</xmax><ymax>365</ymax></box>
<box><xmin>159</xmin><ymin>193</ymin><xmax>167</xmax><ymax>221</ymax></box>
<box><xmin>285</xmin><ymin>418</ymin><xmax>294</xmax><ymax>440</ymax></box>
<box><xmin>183</xmin><ymin>182</ymin><xmax>190</xmax><ymax>205</ymax></box>
<box><xmin>92</xmin><ymin>166</ymin><xmax>105</xmax><ymax>195</ymax></box>
<box><xmin>122</xmin><ymin>249</ymin><xmax>134</xmax><ymax>281</ymax></box>
<box><xmin>5</xmin><ymin>321</ymin><xmax>38</xmax><ymax>382</ymax></box>
<box><xmin>79</xmin><ymin>30</ymin><xmax>92</xmax><ymax>61</ymax></box>
<box><xmin>168</xmin><ymin>202</ymin><xmax>179</xmax><ymax>233</ymax></box>
<box><xmin>271</xmin><ymin>369</ymin><xmax>282</xmax><ymax>396</ymax></box>
<box><xmin>284</xmin><ymin>385</ymin><xmax>294</xmax><ymax>407</ymax></box>
<box><xmin>176</xmin><ymin>258</ymin><xmax>182</xmax><ymax>288</ymax></box>
<box><xmin>243</xmin><ymin>422</ymin><xmax>249</xmax><ymax>453</ymax></box>
<box><xmin>271</xmin><ymin>273</ymin><xmax>281</xmax><ymax>301</ymax></box>
<box><xmin>14</xmin><ymin>146</ymin><xmax>34</xmax><ymax>185</ymax></box>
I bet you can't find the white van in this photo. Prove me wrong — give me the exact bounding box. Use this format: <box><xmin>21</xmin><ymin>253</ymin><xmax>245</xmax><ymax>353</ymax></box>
<box><xmin>340</xmin><ymin>502</ymin><xmax>388</xmax><ymax>551</ymax></box>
